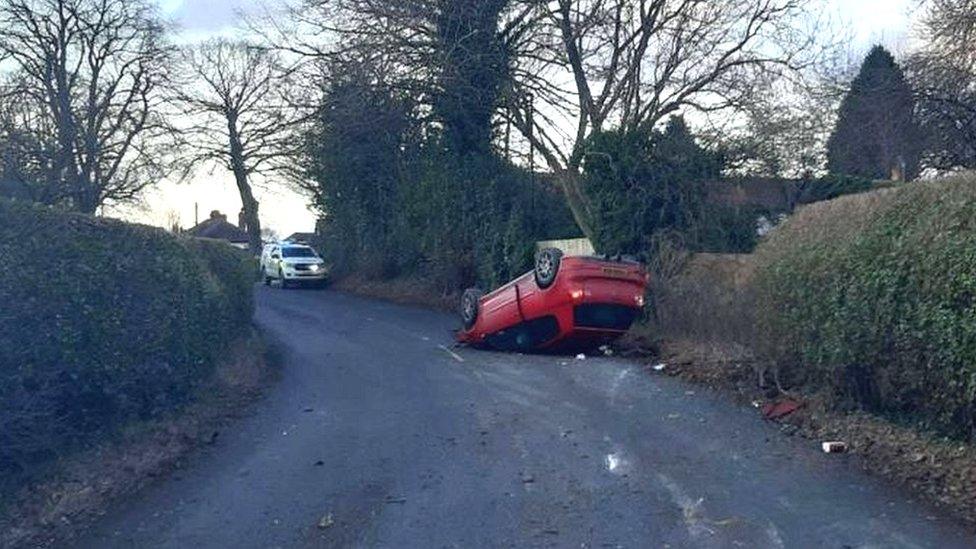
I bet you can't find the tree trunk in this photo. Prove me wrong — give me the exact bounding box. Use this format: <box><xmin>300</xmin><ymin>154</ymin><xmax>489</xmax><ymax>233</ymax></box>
<box><xmin>227</xmin><ymin>115</ymin><xmax>262</xmax><ymax>253</ymax></box>
<box><xmin>233</xmin><ymin>168</ymin><xmax>262</xmax><ymax>254</ymax></box>
<box><xmin>553</xmin><ymin>169</ymin><xmax>597</xmax><ymax>247</ymax></box>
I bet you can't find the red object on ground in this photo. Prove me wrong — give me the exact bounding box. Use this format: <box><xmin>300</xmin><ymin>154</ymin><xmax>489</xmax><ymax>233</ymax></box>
<box><xmin>456</xmin><ymin>255</ymin><xmax>648</xmax><ymax>353</ymax></box>
<box><xmin>762</xmin><ymin>399</ymin><xmax>802</xmax><ymax>420</ymax></box>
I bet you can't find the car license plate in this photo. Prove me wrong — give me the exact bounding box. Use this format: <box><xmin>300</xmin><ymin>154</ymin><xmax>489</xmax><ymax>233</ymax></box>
<box><xmin>602</xmin><ymin>267</ymin><xmax>628</xmax><ymax>277</ymax></box>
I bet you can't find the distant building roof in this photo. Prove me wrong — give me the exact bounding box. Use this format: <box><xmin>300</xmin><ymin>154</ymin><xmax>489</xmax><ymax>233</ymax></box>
<box><xmin>704</xmin><ymin>178</ymin><xmax>796</xmax><ymax>212</ymax></box>
<box><xmin>187</xmin><ymin>210</ymin><xmax>249</xmax><ymax>244</ymax></box>
<box><xmin>284</xmin><ymin>232</ymin><xmax>316</xmax><ymax>244</ymax></box>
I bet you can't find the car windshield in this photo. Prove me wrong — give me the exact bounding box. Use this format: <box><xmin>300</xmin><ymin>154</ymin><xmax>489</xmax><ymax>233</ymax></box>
<box><xmin>282</xmin><ymin>247</ymin><xmax>316</xmax><ymax>258</ymax></box>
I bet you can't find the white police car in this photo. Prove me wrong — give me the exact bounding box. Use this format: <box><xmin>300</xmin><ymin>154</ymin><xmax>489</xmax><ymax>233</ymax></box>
<box><xmin>260</xmin><ymin>243</ymin><xmax>328</xmax><ymax>288</ymax></box>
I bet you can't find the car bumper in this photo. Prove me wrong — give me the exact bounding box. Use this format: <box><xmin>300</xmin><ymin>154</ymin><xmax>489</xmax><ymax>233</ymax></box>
<box><xmin>282</xmin><ymin>270</ymin><xmax>328</xmax><ymax>281</ymax></box>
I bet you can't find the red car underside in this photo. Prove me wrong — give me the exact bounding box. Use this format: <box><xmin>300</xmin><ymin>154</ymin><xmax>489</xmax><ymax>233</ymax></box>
<box><xmin>456</xmin><ymin>257</ymin><xmax>648</xmax><ymax>352</ymax></box>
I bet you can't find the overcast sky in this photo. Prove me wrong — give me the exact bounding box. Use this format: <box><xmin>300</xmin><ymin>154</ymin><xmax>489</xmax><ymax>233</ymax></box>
<box><xmin>111</xmin><ymin>0</ymin><xmax>923</xmax><ymax>236</ymax></box>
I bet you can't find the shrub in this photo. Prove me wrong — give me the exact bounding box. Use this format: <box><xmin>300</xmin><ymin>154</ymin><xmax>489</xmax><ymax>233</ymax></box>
<box><xmin>582</xmin><ymin>117</ymin><xmax>723</xmax><ymax>255</ymax></box>
<box><xmin>754</xmin><ymin>173</ymin><xmax>976</xmax><ymax>439</ymax></box>
<box><xmin>646</xmin><ymin>250</ymin><xmax>757</xmax><ymax>352</ymax></box>
<box><xmin>0</xmin><ymin>200</ymin><xmax>255</xmax><ymax>479</ymax></box>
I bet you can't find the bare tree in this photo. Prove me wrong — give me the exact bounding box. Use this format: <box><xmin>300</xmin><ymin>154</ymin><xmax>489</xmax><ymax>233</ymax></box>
<box><xmin>0</xmin><ymin>0</ymin><xmax>174</xmax><ymax>213</ymax></box>
<box><xmin>910</xmin><ymin>0</ymin><xmax>976</xmax><ymax>171</ymax></box>
<box><xmin>500</xmin><ymin>0</ymin><xmax>827</xmax><ymax>238</ymax></box>
<box><xmin>262</xmin><ymin>0</ymin><xmax>828</xmax><ymax>240</ymax></box>
<box><xmin>175</xmin><ymin>39</ymin><xmax>302</xmax><ymax>253</ymax></box>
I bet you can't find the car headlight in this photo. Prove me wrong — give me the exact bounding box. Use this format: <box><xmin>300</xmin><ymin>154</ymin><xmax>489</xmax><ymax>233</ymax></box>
<box><xmin>310</xmin><ymin>264</ymin><xmax>321</xmax><ymax>272</ymax></box>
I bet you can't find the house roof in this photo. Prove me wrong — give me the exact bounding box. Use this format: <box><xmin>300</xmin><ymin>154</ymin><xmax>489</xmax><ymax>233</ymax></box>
<box><xmin>187</xmin><ymin>211</ymin><xmax>249</xmax><ymax>244</ymax></box>
<box><xmin>284</xmin><ymin>232</ymin><xmax>316</xmax><ymax>244</ymax></box>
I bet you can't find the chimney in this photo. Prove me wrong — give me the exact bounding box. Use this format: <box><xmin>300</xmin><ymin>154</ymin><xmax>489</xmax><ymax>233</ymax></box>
<box><xmin>210</xmin><ymin>210</ymin><xmax>226</xmax><ymax>221</ymax></box>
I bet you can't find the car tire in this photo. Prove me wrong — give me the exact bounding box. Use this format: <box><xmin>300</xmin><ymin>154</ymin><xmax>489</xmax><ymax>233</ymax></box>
<box><xmin>534</xmin><ymin>247</ymin><xmax>563</xmax><ymax>289</ymax></box>
<box><xmin>460</xmin><ymin>288</ymin><xmax>484</xmax><ymax>330</ymax></box>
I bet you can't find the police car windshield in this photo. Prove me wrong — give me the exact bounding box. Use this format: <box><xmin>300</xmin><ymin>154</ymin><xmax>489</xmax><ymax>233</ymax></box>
<box><xmin>282</xmin><ymin>247</ymin><xmax>316</xmax><ymax>258</ymax></box>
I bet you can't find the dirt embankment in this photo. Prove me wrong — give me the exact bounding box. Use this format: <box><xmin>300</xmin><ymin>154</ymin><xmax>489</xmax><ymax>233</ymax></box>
<box><xmin>0</xmin><ymin>332</ymin><xmax>280</xmax><ymax>549</ymax></box>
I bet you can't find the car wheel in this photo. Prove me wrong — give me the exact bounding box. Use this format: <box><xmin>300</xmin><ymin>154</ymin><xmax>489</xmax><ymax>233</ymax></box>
<box><xmin>534</xmin><ymin>247</ymin><xmax>563</xmax><ymax>289</ymax></box>
<box><xmin>460</xmin><ymin>288</ymin><xmax>484</xmax><ymax>330</ymax></box>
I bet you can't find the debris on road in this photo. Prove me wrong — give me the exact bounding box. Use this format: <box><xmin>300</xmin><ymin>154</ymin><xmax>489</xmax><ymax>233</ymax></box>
<box><xmin>652</xmin><ymin>363</ymin><xmax>666</xmax><ymax>372</ymax></box>
<box><xmin>575</xmin><ymin>353</ymin><xmax>586</xmax><ymax>360</ymax></box>
<box><xmin>761</xmin><ymin>399</ymin><xmax>802</xmax><ymax>421</ymax></box>
<box><xmin>822</xmin><ymin>441</ymin><xmax>848</xmax><ymax>454</ymax></box>
<box><xmin>317</xmin><ymin>513</ymin><xmax>335</xmax><ymax>529</ymax></box>
<box><xmin>599</xmin><ymin>345</ymin><xmax>613</xmax><ymax>356</ymax></box>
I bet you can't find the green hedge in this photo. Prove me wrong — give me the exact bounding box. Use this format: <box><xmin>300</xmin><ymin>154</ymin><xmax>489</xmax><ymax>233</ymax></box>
<box><xmin>0</xmin><ymin>200</ymin><xmax>255</xmax><ymax>476</ymax></box>
<box><xmin>754</xmin><ymin>174</ymin><xmax>976</xmax><ymax>439</ymax></box>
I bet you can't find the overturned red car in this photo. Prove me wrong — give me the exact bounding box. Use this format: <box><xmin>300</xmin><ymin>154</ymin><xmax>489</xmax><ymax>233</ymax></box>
<box><xmin>456</xmin><ymin>248</ymin><xmax>649</xmax><ymax>352</ymax></box>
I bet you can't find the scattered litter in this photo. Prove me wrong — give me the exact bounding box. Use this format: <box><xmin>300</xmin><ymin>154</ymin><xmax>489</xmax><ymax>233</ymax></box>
<box><xmin>751</xmin><ymin>400</ymin><xmax>762</xmax><ymax>408</ymax></box>
<box><xmin>575</xmin><ymin>353</ymin><xmax>586</xmax><ymax>360</ymax></box>
<box><xmin>652</xmin><ymin>363</ymin><xmax>666</xmax><ymax>372</ymax></box>
<box><xmin>599</xmin><ymin>345</ymin><xmax>613</xmax><ymax>356</ymax></box>
<box><xmin>521</xmin><ymin>473</ymin><xmax>535</xmax><ymax>484</ymax></box>
<box><xmin>761</xmin><ymin>399</ymin><xmax>802</xmax><ymax>421</ymax></box>
<box><xmin>667</xmin><ymin>412</ymin><xmax>681</xmax><ymax>420</ymax></box>
<box><xmin>821</xmin><ymin>441</ymin><xmax>848</xmax><ymax>454</ymax></box>
<box><xmin>559</xmin><ymin>361</ymin><xmax>569</xmax><ymax>366</ymax></box>
<box><xmin>317</xmin><ymin>513</ymin><xmax>335</xmax><ymax>529</ymax></box>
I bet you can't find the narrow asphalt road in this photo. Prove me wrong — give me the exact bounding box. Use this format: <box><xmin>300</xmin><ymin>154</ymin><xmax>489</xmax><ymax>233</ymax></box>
<box><xmin>78</xmin><ymin>287</ymin><xmax>974</xmax><ymax>548</ymax></box>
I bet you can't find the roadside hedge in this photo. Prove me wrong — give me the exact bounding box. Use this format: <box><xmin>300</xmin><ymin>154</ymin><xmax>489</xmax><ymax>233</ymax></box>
<box><xmin>754</xmin><ymin>173</ymin><xmax>976</xmax><ymax>440</ymax></box>
<box><xmin>0</xmin><ymin>200</ymin><xmax>255</xmax><ymax>478</ymax></box>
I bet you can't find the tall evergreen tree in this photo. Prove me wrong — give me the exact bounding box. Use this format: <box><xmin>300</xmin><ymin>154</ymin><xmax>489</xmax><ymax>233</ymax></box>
<box><xmin>827</xmin><ymin>46</ymin><xmax>922</xmax><ymax>181</ymax></box>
